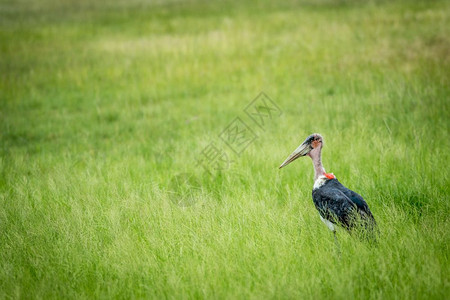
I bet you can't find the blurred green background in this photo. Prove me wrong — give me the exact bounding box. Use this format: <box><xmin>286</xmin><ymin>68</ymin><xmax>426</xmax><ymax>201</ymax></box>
<box><xmin>1</xmin><ymin>0</ymin><xmax>449</xmax><ymax>298</ymax></box>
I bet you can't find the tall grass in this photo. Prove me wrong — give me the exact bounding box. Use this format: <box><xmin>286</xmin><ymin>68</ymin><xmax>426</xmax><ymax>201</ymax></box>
<box><xmin>1</xmin><ymin>0</ymin><xmax>449</xmax><ymax>298</ymax></box>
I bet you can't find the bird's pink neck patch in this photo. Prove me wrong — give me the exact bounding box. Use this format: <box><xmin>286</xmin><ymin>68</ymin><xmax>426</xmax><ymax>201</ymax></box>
<box><xmin>324</xmin><ymin>173</ymin><xmax>335</xmax><ymax>179</ymax></box>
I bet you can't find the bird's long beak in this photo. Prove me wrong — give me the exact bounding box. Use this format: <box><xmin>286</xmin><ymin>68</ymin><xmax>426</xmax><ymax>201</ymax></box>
<box><xmin>279</xmin><ymin>141</ymin><xmax>312</xmax><ymax>169</ymax></box>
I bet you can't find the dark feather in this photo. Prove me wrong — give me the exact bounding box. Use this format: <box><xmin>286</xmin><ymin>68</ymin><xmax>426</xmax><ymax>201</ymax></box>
<box><xmin>312</xmin><ymin>178</ymin><xmax>376</xmax><ymax>232</ymax></box>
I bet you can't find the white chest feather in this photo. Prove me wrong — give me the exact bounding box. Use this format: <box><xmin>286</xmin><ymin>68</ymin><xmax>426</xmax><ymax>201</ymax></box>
<box><xmin>313</xmin><ymin>175</ymin><xmax>327</xmax><ymax>190</ymax></box>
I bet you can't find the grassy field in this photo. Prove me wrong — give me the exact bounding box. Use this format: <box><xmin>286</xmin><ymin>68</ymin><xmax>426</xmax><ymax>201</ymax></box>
<box><xmin>1</xmin><ymin>0</ymin><xmax>449</xmax><ymax>298</ymax></box>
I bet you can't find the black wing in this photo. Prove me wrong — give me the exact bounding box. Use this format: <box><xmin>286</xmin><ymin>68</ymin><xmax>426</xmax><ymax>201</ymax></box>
<box><xmin>312</xmin><ymin>179</ymin><xmax>377</xmax><ymax>231</ymax></box>
<box><xmin>331</xmin><ymin>179</ymin><xmax>376</xmax><ymax>225</ymax></box>
<box><xmin>312</xmin><ymin>186</ymin><xmax>357</xmax><ymax>230</ymax></box>
<box><xmin>342</xmin><ymin>188</ymin><xmax>376</xmax><ymax>223</ymax></box>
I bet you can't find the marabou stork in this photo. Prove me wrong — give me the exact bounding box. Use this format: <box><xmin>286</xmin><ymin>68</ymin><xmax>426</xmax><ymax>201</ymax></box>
<box><xmin>279</xmin><ymin>133</ymin><xmax>376</xmax><ymax>244</ymax></box>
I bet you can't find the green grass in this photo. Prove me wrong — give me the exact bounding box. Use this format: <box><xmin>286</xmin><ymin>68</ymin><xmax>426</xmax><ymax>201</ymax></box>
<box><xmin>1</xmin><ymin>0</ymin><xmax>449</xmax><ymax>298</ymax></box>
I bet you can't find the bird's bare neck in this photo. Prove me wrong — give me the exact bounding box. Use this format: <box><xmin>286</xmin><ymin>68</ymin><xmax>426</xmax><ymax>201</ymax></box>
<box><xmin>310</xmin><ymin>149</ymin><xmax>326</xmax><ymax>181</ymax></box>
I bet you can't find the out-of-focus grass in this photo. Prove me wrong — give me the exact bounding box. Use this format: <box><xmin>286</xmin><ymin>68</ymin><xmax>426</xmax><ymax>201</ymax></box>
<box><xmin>1</xmin><ymin>0</ymin><xmax>449</xmax><ymax>298</ymax></box>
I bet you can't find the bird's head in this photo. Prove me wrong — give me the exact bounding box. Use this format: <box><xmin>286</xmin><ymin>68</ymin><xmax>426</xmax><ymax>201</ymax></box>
<box><xmin>279</xmin><ymin>133</ymin><xmax>323</xmax><ymax>169</ymax></box>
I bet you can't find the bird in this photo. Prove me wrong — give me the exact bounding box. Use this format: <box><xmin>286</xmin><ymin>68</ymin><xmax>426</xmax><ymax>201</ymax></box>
<box><xmin>279</xmin><ymin>133</ymin><xmax>377</xmax><ymax>245</ymax></box>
